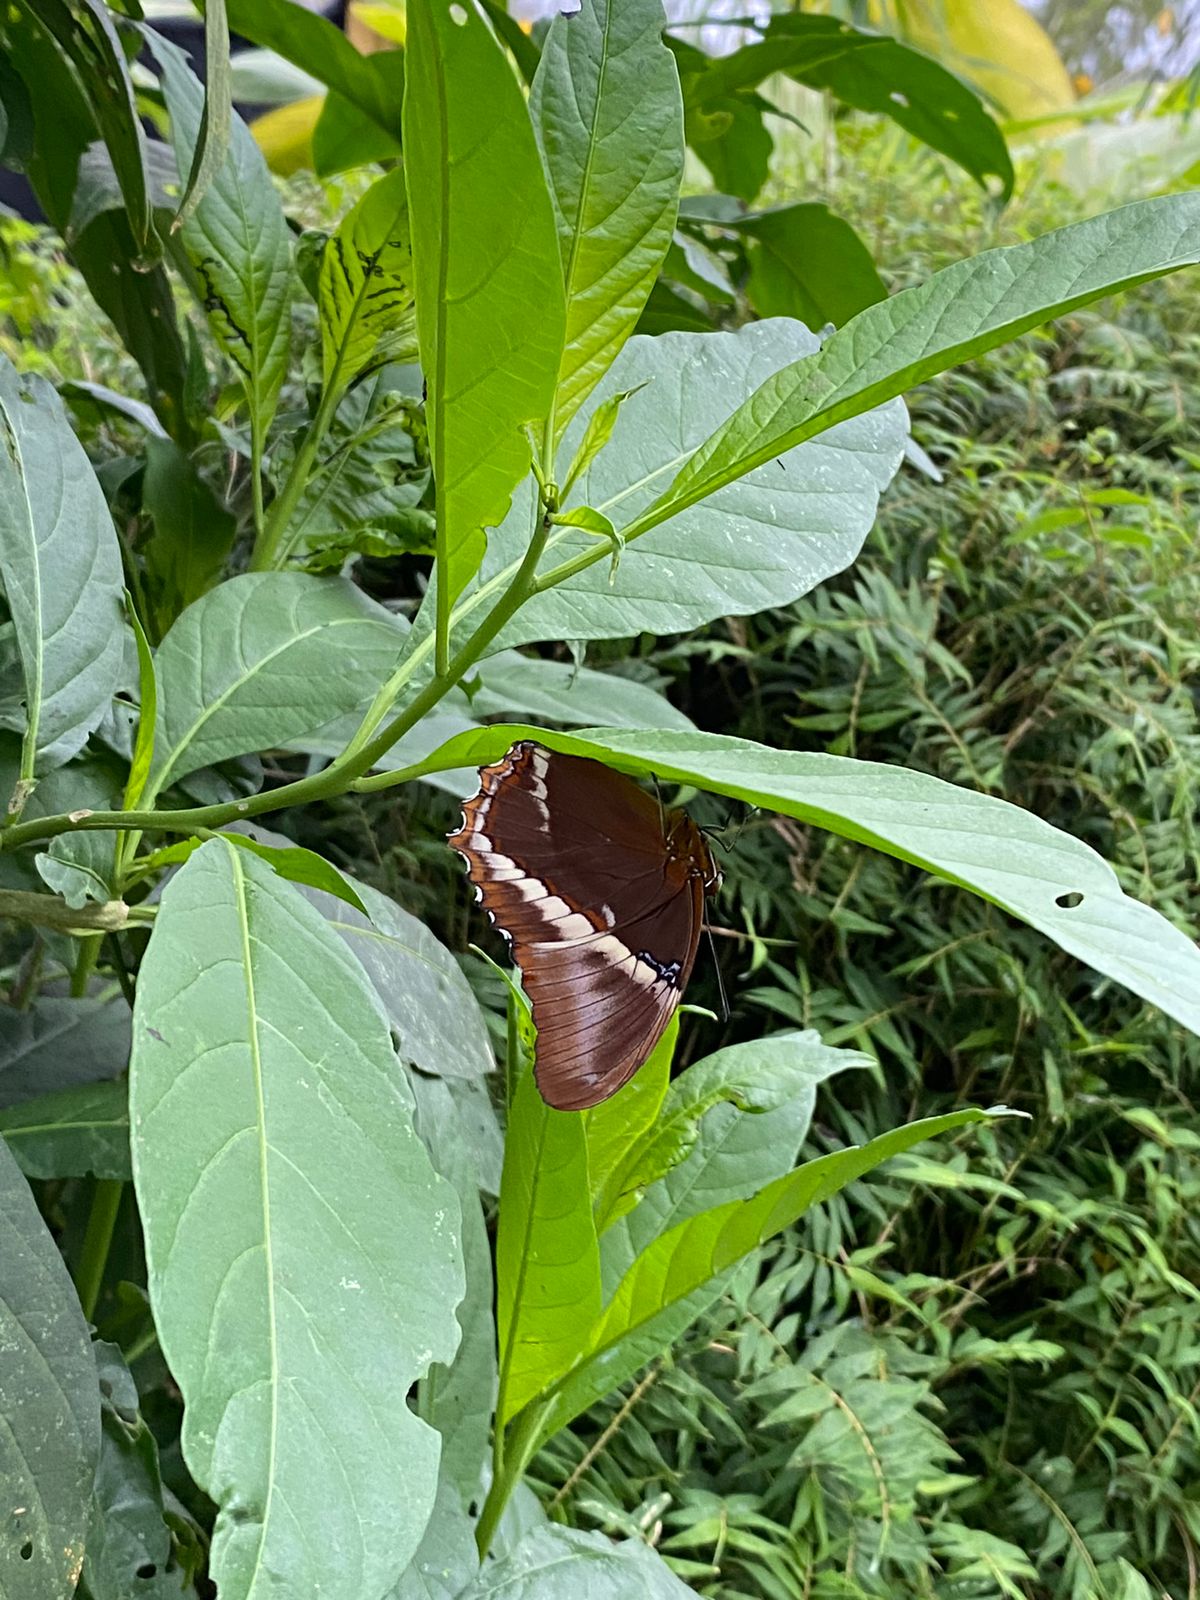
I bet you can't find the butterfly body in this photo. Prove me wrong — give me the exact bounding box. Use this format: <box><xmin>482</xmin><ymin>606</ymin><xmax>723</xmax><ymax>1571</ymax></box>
<box><xmin>448</xmin><ymin>741</ymin><xmax>718</xmax><ymax>1110</ymax></box>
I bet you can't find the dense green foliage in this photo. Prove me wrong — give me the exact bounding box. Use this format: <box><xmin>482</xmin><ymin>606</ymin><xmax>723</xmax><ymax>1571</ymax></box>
<box><xmin>0</xmin><ymin>4</ymin><xmax>1198</xmax><ymax>1599</ymax></box>
<box><xmin>527</xmin><ymin>175</ymin><xmax>1200</xmax><ymax>1597</ymax></box>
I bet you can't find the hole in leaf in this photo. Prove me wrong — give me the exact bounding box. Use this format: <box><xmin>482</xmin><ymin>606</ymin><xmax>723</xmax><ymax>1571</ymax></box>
<box><xmin>19</xmin><ymin>1541</ymin><xmax>32</xmax><ymax>1561</ymax></box>
<box><xmin>449</xmin><ymin>2</ymin><xmax>467</xmax><ymax>21</ymax></box>
<box><xmin>136</xmin><ymin>1563</ymin><xmax>157</xmax><ymax>1580</ymax></box>
<box><xmin>890</xmin><ymin>91</ymin><xmax>910</xmax><ymax>108</ymax></box>
<box><xmin>1055</xmin><ymin>891</ymin><xmax>1084</xmax><ymax>909</ymax></box>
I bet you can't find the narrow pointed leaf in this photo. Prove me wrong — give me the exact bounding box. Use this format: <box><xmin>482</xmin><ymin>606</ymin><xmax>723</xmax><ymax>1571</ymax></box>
<box><xmin>496</xmin><ymin>1052</ymin><xmax>601</xmax><ymax>1426</ymax></box>
<box><xmin>148</xmin><ymin>31</ymin><xmax>292</xmax><ymax>441</ymax></box>
<box><xmin>640</xmin><ymin>193</ymin><xmax>1200</xmax><ymax>535</ymax></box>
<box><xmin>532</xmin><ymin>0</ymin><xmax>683</xmax><ymax>431</ymax></box>
<box><xmin>400</xmin><ymin>724</ymin><xmax>1200</xmax><ymax>1044</ymax></box>
<box><xmin>319</xmin><ymin>166</ymin><xmax>418</xmax><ymax>390</ymax></box>
<box><xmin>0</xmin><ymin>358</ymin><xmax>125</xmax><ymax>786</ymax></box>
<box><xmin>403</xmin><ymin>0</ymin><xmax>566</xmax><ymax>625</ymax></box>
<box><xmin>0</xmin><ymin>1136</ymin><xmax>99</xmax><ymax>1599</ymax></box>
<box><xmin>130</xmin><ymin>840</ymin><xmax>464</xmax><ymax>1600</ymax></box>
<box><xmin>534</xmin><ymin>1109</ymin><xmax>993</xmax><ymax>1444</ymax></box>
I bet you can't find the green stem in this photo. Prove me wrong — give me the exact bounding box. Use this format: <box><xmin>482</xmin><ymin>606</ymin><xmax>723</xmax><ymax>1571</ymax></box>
<box><xmin>71</xmin><ymin>934</ymin><xmax>102</xmax><ymax>998</ymax></box>
<box><xmin>474</xmin><ymin>1399</ymin><xmax>552</xmax><ymax>1561</ymax></box>
<box><xmin>76</xmin><ymin>1179</ymin><xmax>124</xmax><ymax>1322</ymax></box>
<box><xmin>250</xmin><ymin>418</ymin><xmax>266</xmax><ymax>545</ymax></box>
<box><xmin>251</xmin><ymin>375</ymin><xmax>345</xmax><ymax>572</ymax></box>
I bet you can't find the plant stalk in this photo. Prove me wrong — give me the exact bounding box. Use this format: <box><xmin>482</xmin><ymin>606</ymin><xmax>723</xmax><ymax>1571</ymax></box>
<box><xmin>76</xmin><ymin>1180</ymin><xmax>124</xmax><ymax>1322</ymax></box>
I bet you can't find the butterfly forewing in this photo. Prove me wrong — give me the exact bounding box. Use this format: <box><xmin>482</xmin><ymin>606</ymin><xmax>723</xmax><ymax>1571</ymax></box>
<box><xmin>448</xmin><ymin>741</ymin><xmax>715</xmax><ymax>1110</ymax></box>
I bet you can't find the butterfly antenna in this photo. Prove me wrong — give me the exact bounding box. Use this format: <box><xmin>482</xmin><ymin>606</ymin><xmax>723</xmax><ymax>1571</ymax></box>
<box><xmin>705</xmin><ymin>922</ymin><xmax>729</xmax><ymax>1023</ymax></box>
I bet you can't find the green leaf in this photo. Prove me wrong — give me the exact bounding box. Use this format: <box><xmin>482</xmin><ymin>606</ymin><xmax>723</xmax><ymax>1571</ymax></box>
<box><xmin>701</xmin><ymin>14</ymin><xmax>1014</xmax><ymax>200</ymax></box>
<box><xmin>312</xmin><ymin>63</ymin><xmax>405</xmax><ymax>177</ymax></box>
<box><xmin>148</xmin><ymin>572</ymin><xmax>407</xmax><ymax>798</ymax></box>
<box><xmin>531</xmin><ymin>0</ymin><xmax>683</xmax><ymax>433</ymax></box>
<box><xmin>224</xmin><ymin>0</ymin><xmax>403</xmax><ymax>141</ymax></box>
<box><xmin>670</xmin><ymin>36</ymin><xmax>772</xmax><ymax>204</ymax></box>
<box><xmin>148</xmin><ymin>31</ymin><xmax>292</xmax><ymax>442</ymax></box>
<box><xmin>0</xmin><ymin>994</ymin><xmax>130</xmax><ymax>1109</ymax></box>
<box><xmin>303</xmin><ymin>872</ymin><xmax>496</xmax><ymax>1082</ymax></box>
<box><xmin>559</xmin><ymin>384</ymin><xmax>649</xmax><ymax>500</ymax></box>
<box><xmin>142</xmin><ymin>436</ymin><xmax>238</xmax><ymax>635</ymax></box>
<box><xmin>458</xmin><ymin>1522</ymin><xmax>700</xmax><ymax>1598</ymax></box>
<box><xmin>403</xmin><ymin>0</ymin><xmax>566</xmax><ymax>633</ymax></box>
<box><xmin>738</xmin><ymin>203</ymin><xmax>888</xmax><ymax>330</ymax></box>
<box><xmin>130</xmin><ymin>839</ymin><xmax>465</xmax><ymax>1600</ymax></box>
<box><xmin>31</xmin><ymin>751</ymin><xmax>123</xmax><ymax>908</ymax></box>
<box><xmin>0</xmin><ymin>1135</ymin><xmax>99</xmax><ymax>1598</ymax></box>
<box><xmin>643</xmin><ymin>193</ymin><xmax>1200</xmax><ymax>535</ymax></box>
<box><xmin>174</xmin><ymin>0</ymin><xmax>232</xmax><ymax>231</ymax></box>
<box><xmin>407</xmin><ymin>723</ymin><xmax>1200</xmax><ymax>1048</ymax></box>
<box><xmin>319</xmin><ymin>166</ymin><xmax>418</xmax><ymax>391</ymax></box>
<box><xmin>536</xmin><ymin>1109</ymin><xmax>995</xmax><ymax>1445</ymax></box>
<box><xmin>122</xmin><ymin>599</ymin><xmax>157</xmax><ymax>813</ymax></box>
<box><xmin>409</xmin><ymin>1076</ymin><xmax>497</xmax><ymax>1503</ymax></box>
<box><xmin>496</xmin><ymin>1040</ymin><xmax>601</xmax><ymax>1426</ymax></box>
<box><xmin>596</xmin><ymin>1030</ymin><xmax>864</xmax><ymax>1236</ymax></box>
<box><xmin>583</xmin><ymin>1013</ymin><xmax>677</xmax><ymax>1221</ymax></box>
<box><xmin>469</xmin><ymin>651</ymin><xmax>693</xmax><ymax>731</ymax></box>
<box><xmin>476</xmin><ymin>320</ymin><xmax>906</xmax><ymax>649</ymax></box>
<box><xmin>3</xmin><ymin>10</ymin><xmax>190</xmax><ymax>435</ymax></box>
<box><xmin>388</xmin><ymin>1475</ymin><xmax>479</xmax><ymax>1599</ymax></box>
<box><xmin>0</xmin><ymin>1079</ymin><xmax>130</xmax><ymax>1180</ymax></box>
<box><xmin>25</xmin><ymin>0</ymin><xmax>158</xmax><ymax>252</ymax></box>
<box><xmin>0</xmin><ymin>358</ymin><xmax>126</xmax><ymax>791</ymax></box>
<box><xmin>139</xmin><ymin>829</ymin><xmax>371</xmax><ymax>916</ymax></box>
<box><xmin>84</xmin><ymin>1340</ymin><xmax>177</xmax><ymax>1600</ymax></box>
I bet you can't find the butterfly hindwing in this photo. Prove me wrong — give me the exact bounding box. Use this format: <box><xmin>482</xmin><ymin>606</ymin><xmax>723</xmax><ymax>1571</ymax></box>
<box><xmin>448</xmin><ymin>741</ymin><xmax>714</xmax><ymax>1110</ymax></box>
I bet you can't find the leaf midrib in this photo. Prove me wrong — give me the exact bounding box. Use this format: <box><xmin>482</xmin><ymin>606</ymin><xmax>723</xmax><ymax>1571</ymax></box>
<box><xmin>228</xmin><ymin>842</ymin><xmax>282</xmax><ymax>1592</ymax></box>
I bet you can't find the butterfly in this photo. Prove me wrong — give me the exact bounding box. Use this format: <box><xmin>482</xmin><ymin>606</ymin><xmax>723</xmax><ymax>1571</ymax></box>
<box><xmin>448</xmin><ymin>740</ymin><xmax>720</xmax><ymax>1111</ymax></box>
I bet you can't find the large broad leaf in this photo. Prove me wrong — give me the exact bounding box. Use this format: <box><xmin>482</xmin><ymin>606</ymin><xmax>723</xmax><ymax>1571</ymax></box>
<box><xmin>148</xmin><ymin>32</ymin><xmax>292</xmax><ymax>443</ymax></box>
<box><xmin>296</xmin><ymin>872</ymin><xmax>494</xmax><ymax>1083</ymax></box>
<box><xmin>642</xmin><ymin>192</ymin><xmax>1200</xmax><ymax>534</ymax></box>
<box><xmin>399</xmin><ymin>725</ymin><xmax>1200</xmax><ymax>1045</ymax></box>
<box><xmin>698</xmin><ymin>14</ymin><xmax>1014</xmax><ymax>200</ymax></box>
<box><xmin>458</xmin><ymin>1522</ymin><xmax>700</xmax><ymax>1598</ymax></box>
<box><xmin>319</xmin><ymin>166</ymin><xmax>418</xmax><ymax>392</ymax></box>
<box><xmin>388</xmin><ymin>1476</ymin><xmax>479</xmax><ymax>1599</ymax></box>
<box><xmin>737</xmin><ymin>203</ymin><xmax>888</xmax><ymax>330</ymax></box>
<box><xmin>84</xmin><ymin>1341</ymin><xmax>178</xmax><ymax>1600</ymax></box>
<box><xmin>403</xmin><ymin>0</ymin><xmax>566</xmax><ymax>631</ymax></box>
<box><xmin>409</xmin><ymin>1076</ymin><xmax>497</xmax><ymax>1503</ymax></box>
<box><xmin>0</xmin><ymin>358</ymin><xmax>125</xmax><ymax>787</ymax></box>
<box><xmin>472</xmin><ymin>320</ymin><xmax>906</xmax><ymax>649</ymax></box>
<box><xmin>130</xmin><ymin>840</ymin><xmax>465</xmax><ymax>1600</ymax></box>
<box><xmin>583</xmin><ymin>1013</ymin><xmax>677</xmax><ymax>1222</ymax></box>
<box><xmin>496</xmin><ymin>1046</ymin><xmax>602</xmax><ymax>1426</ymax></box>
<box><xmin>0</xmin><ymin>1136</ymin><xmax>99</xmax><ymax>1599</ymax></box>
<box><xmin>148</xmin><ymin>572</ymin><xmax>407</xmax><ymax>798</ymax></box>
<box><xmin>533</xmin><ymin>1109</ymin><xmax>995</xmax><ymax>1447</ymax></box>
<box><xmin>225</xmin><ymin>0</ymin><xmax>403</xmax><ymax>141</ymax></box>
<box><xmin>0</xmin><ymin>1079</ymin><xmax>130</xmax><ymax>1180</ymax></box>
<box><xmin>531</xmin><ymin>0</ymin><xmax>683</xmax><ymax>434</ymax></box>
<box><xmin>0</xmin><ymin>994</ymin><xmax>131</xmax><ymax>1108</ymax></box>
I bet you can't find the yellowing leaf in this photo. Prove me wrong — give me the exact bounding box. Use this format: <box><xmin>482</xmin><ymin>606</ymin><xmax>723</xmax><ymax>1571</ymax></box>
<box><xmin>249</xmin><ymin>94</ymin><xmax>323</xmax><ymax>174</ymax></box>
<box><xmin>868</xmin><ymin>0</ymin><xmax>1075</xmax><ymax>124</ymax></box>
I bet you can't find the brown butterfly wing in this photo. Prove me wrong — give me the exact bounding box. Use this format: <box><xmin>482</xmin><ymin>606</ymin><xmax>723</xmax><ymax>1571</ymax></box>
<box><xmin>448</xmin><ymin>741</ymin><xmax>709</xmax><ymax>1111</ymax></box>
